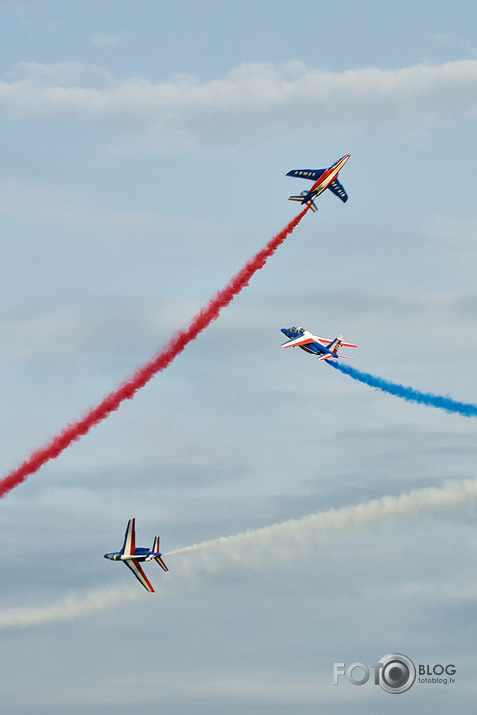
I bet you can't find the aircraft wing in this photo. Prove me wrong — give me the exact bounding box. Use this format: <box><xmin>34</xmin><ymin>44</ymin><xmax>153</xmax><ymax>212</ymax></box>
<box><xmin>286</xmin><ymin>169</ymin><xmax>326</xmax><ymax>182</ymax></box>
<box><xmin>327</xmin><ymin>179</ymin><xmax>348</xmax><ymax>203</ymax></box>
<box><xmin>121</xmin><ymin>518</ymin><xmax>136</xmax><ymax>556</ymax></box>
<box><xmin>317</xmin><ymin>336</ymin><xmax>357</xmax><ymax>349</ymax></box>
<box><xmin>282</xmin><ymin>335</ymin><xmax>316</xmax><ymax>349</ymax></box>
<box><xmin>124</xmin><ymin>559</ymin><xmax>155</xmax><ymax>592</ymax></box>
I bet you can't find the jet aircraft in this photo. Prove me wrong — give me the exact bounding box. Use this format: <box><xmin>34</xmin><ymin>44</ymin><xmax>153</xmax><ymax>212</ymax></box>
<box><xmin>104</xmin><ymin>518</ymin><xmax>168</xmax><ymax>593</ymax></box>
<box><xmin>281</xmin><ymin>327</ymin><xmax>357</xmax><ymax>361</ymax></box>
<box><xmin>287</xmin><ymin>154</ymin><xmax>350</xmax><ymax>212</ymax></box>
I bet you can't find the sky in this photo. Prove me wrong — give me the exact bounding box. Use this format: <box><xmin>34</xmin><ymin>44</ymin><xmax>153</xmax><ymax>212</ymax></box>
<box><xmin>0</xmin><ymin>0</ymin><xmax>476</xmax><ymax>712</ymax></box>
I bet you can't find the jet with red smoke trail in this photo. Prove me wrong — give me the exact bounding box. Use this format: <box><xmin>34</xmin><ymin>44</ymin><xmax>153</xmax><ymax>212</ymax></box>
<box><xmin>287</xmin><ymin>154</ymin><xmax>350</xmax><ymax>212</ymax></box>
<box><xmin>281</xmin><ymin>326</ymin><xmax>357</xmax><ymax>361</ymax></box>
<box><xmin>104</xmin><ymin>518</ymin><xmax>168</xmax><ymax>593</ymax></box>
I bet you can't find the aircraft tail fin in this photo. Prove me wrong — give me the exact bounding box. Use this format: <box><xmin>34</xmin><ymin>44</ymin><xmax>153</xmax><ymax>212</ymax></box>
<box><xmin>288</xmin><ymin>192</ymin><xmax>318</xmax><ymax>212</ymax></box>
<box><xmin>155</xmin><ymin>554</ymin><xmax>169</xmax><ymax>572</ymax></box>
<box><xmin>320</xmin><ymin>334</ymin><xmax>357</xmax><ymax>361</ymax></box>
<box><xmin>151</xmin><ymin>536</ymin><xmax>169</xmax><ymax>572</ymax></box>
<box><xmin>326</xmin><ymin>335</ymin><xmax>357</xmax><ymax>354</ymax></box>
<box><xmin>318</xmin><ymin>351</ymin><xmax>354</xmax><ymax>361</ymax></box>
<box><xmin>326</xmin><ymin>335</ymin><xmax>343</xmax><ymax>355</ymax></box>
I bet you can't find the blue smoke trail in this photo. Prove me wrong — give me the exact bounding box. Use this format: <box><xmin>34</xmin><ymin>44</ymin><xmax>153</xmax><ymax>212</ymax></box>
<box><xmin>328</xmin><ymin>361</ymin><xmax>477</xmax><ymax>418</ymax></box>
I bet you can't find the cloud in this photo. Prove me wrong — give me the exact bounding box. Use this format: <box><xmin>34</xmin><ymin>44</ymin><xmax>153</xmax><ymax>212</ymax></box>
<box><xmin>0</xmin><ymin>59</ymin><xmax>477</xmax><ymax>151</ymax></box>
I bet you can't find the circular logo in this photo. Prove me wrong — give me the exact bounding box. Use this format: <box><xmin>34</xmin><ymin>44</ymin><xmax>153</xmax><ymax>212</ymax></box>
<box><xmin>377</xmin><ymin>653</ymin><xmax>416</xmax><ymax>694</ymax></box>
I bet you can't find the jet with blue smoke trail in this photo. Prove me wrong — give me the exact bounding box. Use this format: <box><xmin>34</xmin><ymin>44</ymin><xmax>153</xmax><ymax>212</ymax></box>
<box><xmin>329</xmin><ymin>361</ymin><xmax>477</xmax><ymax>418</ymax></box>
<box><xmin>281</xmin><ymin>328</ymin><xmax>477</xmax><ymax>418</ymax></box>
<box><xmin>281</xmin><ymin>326</ymin><xmax>357</xmax><ymax>361</ymax></box>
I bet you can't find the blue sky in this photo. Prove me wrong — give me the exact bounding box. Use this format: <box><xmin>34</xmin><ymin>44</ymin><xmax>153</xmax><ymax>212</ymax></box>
<box><xmin>0</xmin><ymin>1</ymin><xmax>477</xmax><ymax>712</ymax></box>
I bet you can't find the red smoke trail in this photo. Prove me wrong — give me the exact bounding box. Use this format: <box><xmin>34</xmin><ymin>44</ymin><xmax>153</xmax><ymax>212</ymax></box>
<box><xmin>0</xmin><ymin>209</ymin><xmax>307</xmax><ymax>498</ymax></box>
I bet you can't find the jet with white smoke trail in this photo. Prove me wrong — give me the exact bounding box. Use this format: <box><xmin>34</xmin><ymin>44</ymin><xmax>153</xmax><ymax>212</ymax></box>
<box><xmin>1</xmin><ymin>477</ymin><xmax>476</xmax><ymax>630</ymax></box>
<box><xmin>104</xmin><ymin>518</ymin><xmax>168</xmax><ymax>593</ymax></box>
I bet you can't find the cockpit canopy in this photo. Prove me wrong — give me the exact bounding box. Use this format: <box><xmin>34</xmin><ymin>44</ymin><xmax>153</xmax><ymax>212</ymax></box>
<box><xmin>290</xmin><ymin>326</ymin><xmax>305</xmax><ymax>334</ymax></box>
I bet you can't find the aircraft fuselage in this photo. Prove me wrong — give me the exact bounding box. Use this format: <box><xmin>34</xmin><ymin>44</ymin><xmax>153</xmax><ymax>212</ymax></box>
<box><xmin>281</xmin><ymin>327</ymin><xmax>331</xmax><ymax>357</ymax></box>
<box><xmin>309</xmin><ymin>155</ymin><xmax>350</xmax><ymax>199</ymax></box>
<box><xmin>104</xmin><ymin>547</ymin><xmax>151</xmax><ymax>562</ymax></box>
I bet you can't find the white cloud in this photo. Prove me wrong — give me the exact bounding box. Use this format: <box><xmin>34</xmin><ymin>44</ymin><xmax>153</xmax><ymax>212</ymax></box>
<box><xmin>0</xmin><ymin>60</ymin><xmax>477</xmax><ymax>151</ymax></box>
<box><xmin>13</xmin><ymin>61</ymin><xmax>114</xmax><ymax>88</ymax></box>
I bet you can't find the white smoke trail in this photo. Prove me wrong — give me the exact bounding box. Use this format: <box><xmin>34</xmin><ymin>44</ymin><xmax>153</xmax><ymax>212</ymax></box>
<box><xmin>0</xmin><ymin>584</ymin><xmax>144</xmax><ymax>630</ymax></box>
<box><xmin>2</xmin><ymin>478</ymin><xmax>477</xmax><ymax>630</ymax></box>
<box><xmin>166</xmin><ymin>478</ymin><xmax>477</xmax><ymax>572</ymax></box>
